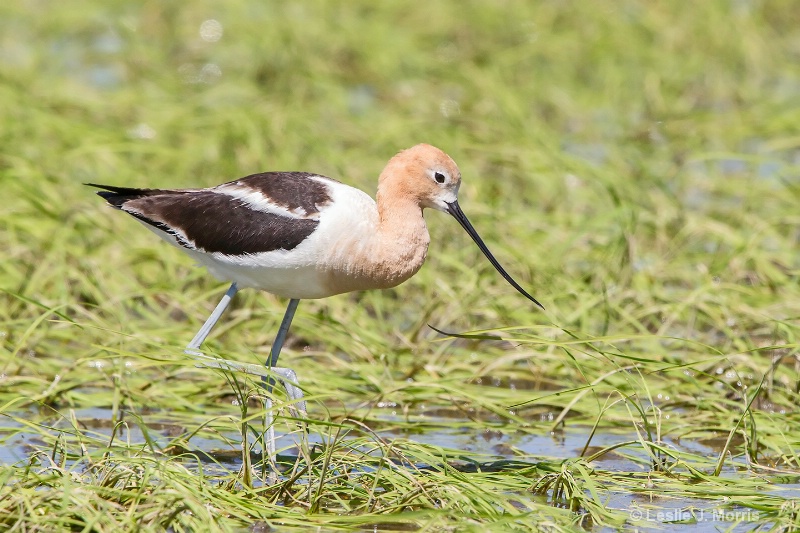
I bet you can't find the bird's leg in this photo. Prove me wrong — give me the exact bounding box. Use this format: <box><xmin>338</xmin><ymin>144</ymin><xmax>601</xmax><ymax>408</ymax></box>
<box><xmin>184</xmin><ymin>282</ymin><xmax>239</xmax><ymax>355</ymax></box>
<box><xmin>185</xmin><ymin>286</ymin><xmax>303</xmax><ymax>402</ymax></box>
<box><xmin>184</xmin><ymin>286</ymin><xmax>306</xmax><ymax>463</ymax></box>
<box><xmin>262</xmin><ymin>299</ymin><xmax>305</xmax><ymax>464</ymax></box>
<box><xmin>264</xmin><ymin>299</ymin><xmax>302</xmax><ymax>398</ymax></box>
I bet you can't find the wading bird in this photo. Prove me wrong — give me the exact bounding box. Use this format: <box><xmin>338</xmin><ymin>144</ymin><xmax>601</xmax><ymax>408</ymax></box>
<box><xmin>89</xmin><ymin>144</ymin><xmax>542</xmax><ymax>457</ymax></box>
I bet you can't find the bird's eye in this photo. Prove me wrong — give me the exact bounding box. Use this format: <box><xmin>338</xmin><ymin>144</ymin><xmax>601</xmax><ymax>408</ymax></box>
<box><xmin>434</xmin><ymin>172</ymin><xmax>446</xmax><ymax>184</ymax></box>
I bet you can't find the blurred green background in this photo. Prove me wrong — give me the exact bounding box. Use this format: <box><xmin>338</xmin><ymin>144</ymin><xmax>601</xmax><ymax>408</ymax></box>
<box><xmin>1</xmin><ymin>0</ymin><xmax>800</xmax><ymax>530</ymax></box>
<box><xmin>4</xmin><ymin>0</ymin><xmax>799</xmax><ymax>340</ymax></box>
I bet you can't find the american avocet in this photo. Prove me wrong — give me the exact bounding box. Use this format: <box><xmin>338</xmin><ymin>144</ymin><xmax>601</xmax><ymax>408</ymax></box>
<box><xmin>89</xmin><ymin>144</ymin><xmax>542</xmax><ymax>457</ymax></box>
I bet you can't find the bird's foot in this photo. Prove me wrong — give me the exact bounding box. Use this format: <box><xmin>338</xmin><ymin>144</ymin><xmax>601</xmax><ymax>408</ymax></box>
<box><xmin>263</xmin><ymin>366</ymin><xmax>307</xmax><ymax>417</ymax></box>
<box><xmin>186</xmin><ymin>350</ymin><xmax>307</xmax><ymax>415</ymax></box>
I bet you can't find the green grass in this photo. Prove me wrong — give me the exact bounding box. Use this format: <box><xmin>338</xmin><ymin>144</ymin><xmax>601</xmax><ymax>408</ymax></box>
<box><xmin>2</xmin><ymin>0</ymin><xmax>800</xmax><ymax>530</ymax></box>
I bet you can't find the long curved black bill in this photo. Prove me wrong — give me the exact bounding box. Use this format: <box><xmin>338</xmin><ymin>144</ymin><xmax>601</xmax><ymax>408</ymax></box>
<box><xmin>446</xmin><ymin>200</ymin><xmax>544</xmax><ymax>310</ymax></box>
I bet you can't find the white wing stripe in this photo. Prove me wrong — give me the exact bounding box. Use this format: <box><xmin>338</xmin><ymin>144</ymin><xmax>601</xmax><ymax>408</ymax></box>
<box><xmin>214</xmin><ymin>185</ymin><xmax>315</xmax><ymax>219</ymax></box>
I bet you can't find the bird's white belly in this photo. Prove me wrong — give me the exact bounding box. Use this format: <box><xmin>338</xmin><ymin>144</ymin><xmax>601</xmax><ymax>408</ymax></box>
<box><xmin>189</xmin><ymin>250</ymin><xmax>332</xmax><ymax>298</ymax></box>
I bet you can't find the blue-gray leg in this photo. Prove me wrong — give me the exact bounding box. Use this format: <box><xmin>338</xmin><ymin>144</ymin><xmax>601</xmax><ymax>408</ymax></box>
<box><xmin>185</xmin><ymin>282</ymin><xmax>240</xmax><ymax>352</ymax></box>
<box><xmin>185</xmin><ymin>283</ymin><xmax>306</xmax><ymax>462</ymax></box>
<box><xmin>263</xmin><ymin>298</ymin><xmax>303</xmax><ymax>467</ymax></box>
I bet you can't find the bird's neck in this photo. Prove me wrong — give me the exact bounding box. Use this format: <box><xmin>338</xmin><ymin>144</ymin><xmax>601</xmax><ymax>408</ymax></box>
<box><xmin>320</xmin><ymin>190</ymin><xmax>431</xmax><ymax>296</ymax></box>
<box><xmin>369</xmin><ymin>191</ymin><xmax>431</xmax><ymax>287</ymax></box>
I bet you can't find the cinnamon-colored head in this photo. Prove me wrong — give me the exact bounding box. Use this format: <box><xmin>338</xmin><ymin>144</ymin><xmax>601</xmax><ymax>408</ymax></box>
<box><xmin>377</xmin><ymin>143</ymin><xmax>543</xmax><ymax>309</ymax></box>
<box><xmin>377</xmin><ymin>144</ymin><xmax>462</xmax><ymax>212</ymax></box>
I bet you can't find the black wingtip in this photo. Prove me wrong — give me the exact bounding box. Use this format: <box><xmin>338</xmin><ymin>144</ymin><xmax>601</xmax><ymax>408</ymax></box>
<box><xmin>86</xmin><ymin>184</ymin><xmax>125</xmax><ymax>208</ymax></box>
<box><xmin>85</xmin><ymin>182</ymin><xmax>145</xmax><ymax>195</ymax></box>
<box><xmin>86</xmin><ymin>183</ymin><xmax>155</xmax><ymax>208</ymax></box>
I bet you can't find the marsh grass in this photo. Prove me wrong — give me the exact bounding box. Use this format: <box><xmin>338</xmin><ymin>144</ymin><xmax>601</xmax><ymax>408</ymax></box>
<box><xmin>2</xmin><ymin>0</ymin><xmax>800</xmax><ymax>530</ymax></box>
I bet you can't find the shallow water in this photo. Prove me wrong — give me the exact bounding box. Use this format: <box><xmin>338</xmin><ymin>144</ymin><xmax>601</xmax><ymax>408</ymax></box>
<box><xmin>0</xmin><ymin>402</ymin><xmax>776</xmax><ymax>471</ymax></box>
<box><xmin>2</xmin><ymin>400</ymin><xmax>795</xmax><ymax>532</ymax></box>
